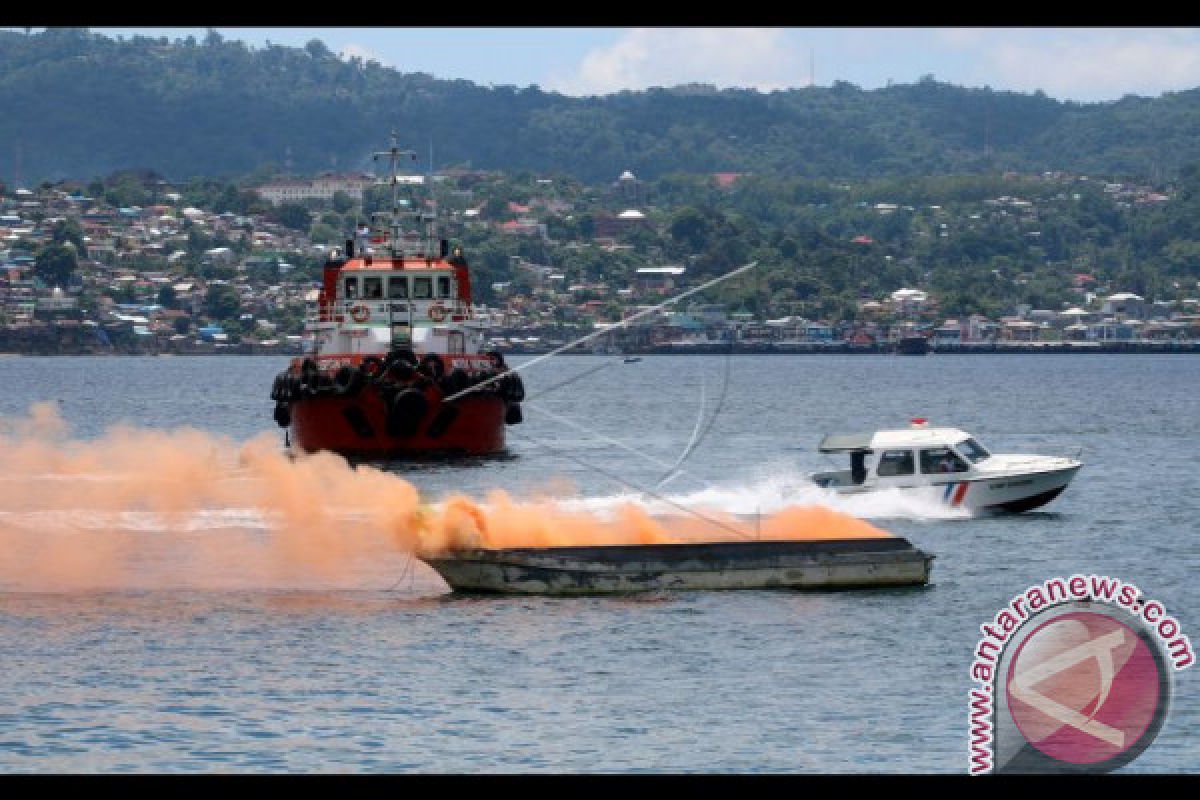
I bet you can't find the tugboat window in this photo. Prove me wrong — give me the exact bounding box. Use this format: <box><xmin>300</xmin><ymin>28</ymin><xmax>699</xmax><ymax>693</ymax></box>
<box><xmin>413</xmin><ymin>277</ymin><xmax>432</xmax><ymax>299</ymax></box>
<box><xmin>363</xmin><ymin>276</ymin><xmax>383</xmax><ymax>299</ymax></box>
<box><xmin>343</xmin><ymin>277</ymin><xmax>358</xmax><ymax>299</ymax></box>
<box><xmin>388</xmin><ymin>276</ymin><xmax>408</xmax><ymax>299</ymax></box>
<box><xmin>436</xmin><ymin>275</ymin><xmax>451</xmax><ymax>298</ymax></box>
<box><xmin>877</xmin><ymin>450</ymin><xmax>915</xmax><ymax>477</ymax></box>
<box><xmin>920</xmin><ymin>447</ymin><xmax>968</xmax><ymax>474</ymax></box>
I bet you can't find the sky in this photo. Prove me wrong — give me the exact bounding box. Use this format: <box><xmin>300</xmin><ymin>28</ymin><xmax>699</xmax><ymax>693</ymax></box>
<box><xmin>82</xmin><ymin>27</ymin><xmax>1200</xmax><ymax>104</ymax></box>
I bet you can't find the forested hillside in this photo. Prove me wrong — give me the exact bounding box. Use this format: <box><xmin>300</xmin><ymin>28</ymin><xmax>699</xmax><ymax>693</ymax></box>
<box><xmin>3</xmin><ymin>28</ymin><xmax>1200</xmax><ymax>184</ymax></box>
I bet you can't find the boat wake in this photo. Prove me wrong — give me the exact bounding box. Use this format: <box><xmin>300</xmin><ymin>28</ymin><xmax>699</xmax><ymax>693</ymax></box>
<box><xmin>558</xmin><ymin>463</ymin><xmax>972</xmax><ymax>521</ymax></box>
<box><xmin>0</xmin><ymin>508</ymin><xmax>277</xmax><ymax>533</ymax></box>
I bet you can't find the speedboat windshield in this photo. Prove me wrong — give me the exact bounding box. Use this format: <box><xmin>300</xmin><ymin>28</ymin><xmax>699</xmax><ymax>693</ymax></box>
<box><xmin>958</xmin><ymin>437</ymin><xmax>991</xmax><ymax>463</ymax></box>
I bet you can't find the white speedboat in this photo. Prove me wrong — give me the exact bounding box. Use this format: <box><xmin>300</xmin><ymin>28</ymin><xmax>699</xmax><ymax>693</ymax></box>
<box><xmin>809</xmin><ymin>419</ymin><xmax>1081</xmax><ymax>513</ymax></box>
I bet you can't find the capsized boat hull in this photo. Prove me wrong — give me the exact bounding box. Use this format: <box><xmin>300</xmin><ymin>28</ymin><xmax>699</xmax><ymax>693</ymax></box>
<box><xmin>420</xmin><ymin>538</ymin><xmax>934</xmax><ymax>595</ymax></box>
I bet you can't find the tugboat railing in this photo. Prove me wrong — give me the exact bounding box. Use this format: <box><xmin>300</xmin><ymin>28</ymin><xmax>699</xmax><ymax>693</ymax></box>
<box><xmin>308</xmin><ymin>297</ymin><xmax>473</xmax><ymax>325</ymax></box>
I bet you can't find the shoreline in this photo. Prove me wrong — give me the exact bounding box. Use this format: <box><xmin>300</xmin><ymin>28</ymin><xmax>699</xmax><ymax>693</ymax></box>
<box><xmin>3</xmin><ymin>341</ymin><xmax>1199</xmax><ymax>357</ymax></box>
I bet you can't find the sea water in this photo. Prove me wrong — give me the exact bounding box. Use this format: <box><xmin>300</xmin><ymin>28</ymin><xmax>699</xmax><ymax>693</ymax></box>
<box><xmin>0</xmin><ymin>353</ymin><xmax>1197</xmax><ymax>772</ymax></box>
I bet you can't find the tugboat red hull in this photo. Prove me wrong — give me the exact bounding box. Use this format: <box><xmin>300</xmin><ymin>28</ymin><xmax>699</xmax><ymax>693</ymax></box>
<box><xmin>272</xmin><ymin>350</ymin><xmax>522</xmax><ymax>460</ymax></box>
<box><xmin>289</xmin><ymin>386</ymin><xmax>507</xmax><ymax>458</ymax></box>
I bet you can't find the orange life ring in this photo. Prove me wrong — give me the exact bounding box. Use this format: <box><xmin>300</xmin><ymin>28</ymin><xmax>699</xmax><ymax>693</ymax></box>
<box><xmin>350</xmin><ymin>304</ymin><xmax>370</xmax><ymax>323</ymax></box>
<box><xmin>428</xmin><ymin>303</ymin><xmax>447</xmax><ymax>323</ymax></box>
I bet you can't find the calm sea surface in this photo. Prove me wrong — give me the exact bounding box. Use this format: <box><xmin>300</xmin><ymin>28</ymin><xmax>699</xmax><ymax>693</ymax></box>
<box><xmin>0</xmin><ymin>353</ymin><xmax>1197</xmax><ymax>772</ymax></box>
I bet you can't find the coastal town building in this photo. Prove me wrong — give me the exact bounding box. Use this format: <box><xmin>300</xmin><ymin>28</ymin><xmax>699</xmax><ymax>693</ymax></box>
<box><xmin>254</xmin><ymin>173</ymin><xmax>377</xmax><ymax>206</ymax></box>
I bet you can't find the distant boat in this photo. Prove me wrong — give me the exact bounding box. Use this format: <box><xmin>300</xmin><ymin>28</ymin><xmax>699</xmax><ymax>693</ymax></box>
<box><xmin>894</xmin><ymin>333</ymin><xmax>930</xmax><ymax>355</ymax></box>
<box><xmin>623</xmin><ymin>356</ymin><xmax>642</xmax><ymax>363</ymax></box>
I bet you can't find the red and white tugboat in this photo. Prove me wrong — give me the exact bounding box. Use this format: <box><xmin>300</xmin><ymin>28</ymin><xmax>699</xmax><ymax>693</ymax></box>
<box><xmin>269</xmin><ymin>137</ymin><xmax>523</xmax><ymax>458</ymax></box>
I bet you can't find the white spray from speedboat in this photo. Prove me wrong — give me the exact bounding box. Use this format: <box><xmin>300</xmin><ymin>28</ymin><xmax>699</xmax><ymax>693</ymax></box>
<box><xmin>558</xmin><ymin>461</ymin><xmax>971</xmax><ymax>521</ymax></box>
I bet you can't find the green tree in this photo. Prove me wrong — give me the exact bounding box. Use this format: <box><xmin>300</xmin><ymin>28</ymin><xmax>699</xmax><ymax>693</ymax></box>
<box><xmin>331</xmin><ymin>190</ymin><xmax>355</xmax><ymax>213</ymax></box>
<box><xmin>50</xmin><ymin>218</ymin><xmax>87</xmax><ymax>256</ymax></box>
<box><xmin>34</xmin><ymin>243</ymin><xmax>78</xmax><ymax>288</ymax></box>
<box><xmin>205</xmin><ymin>283</ymin><xmax>241</xmax><ymax>319</ymax></box>
<box><xmin>157</xmin><ymin>284</ymin><xmax>178</xmax><ymax>309</ymax></box>
<box><xmin>271</xmin><ymin>202</ymin><xmax>313</xmax><ymax>231</ymax></box>
<box><xmin>309</xmin><ymin>222</ymin><xmax>340</xmax><ymax>244</ymax></box>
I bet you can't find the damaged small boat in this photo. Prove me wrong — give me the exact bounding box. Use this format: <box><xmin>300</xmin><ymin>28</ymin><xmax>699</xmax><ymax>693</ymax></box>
<box><xmin>420</xmin><ymin>537</ymin><xmax>933</xmax><ymax>595</ymax></box>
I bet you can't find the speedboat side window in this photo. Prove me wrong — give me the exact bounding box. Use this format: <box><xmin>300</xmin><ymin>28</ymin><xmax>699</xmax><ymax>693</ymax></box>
<box><xmin>876</xmin><ymin>449</ymin><xmax>915</xmax><ymax>477</ymax></box>
<box><xmin>920</xmin><ymin>447</ymin><xmax>969</xmax><ymax>474</ymax></box>
<box><xmin>958</xmin><ymin>438</ymin><xmax>991</xmax><ymax>463</ymax></box>
<box><xmin>850</xmin><ymin>450</ymin><xmax>869</xmax><ymax>485</ymax></box>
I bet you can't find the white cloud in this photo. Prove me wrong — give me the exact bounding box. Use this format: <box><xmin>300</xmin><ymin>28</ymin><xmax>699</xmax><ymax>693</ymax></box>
<box><xmin>339</xmin><ymin>42</ymin><xmax>392</xmax><ymax>68</ymax></box>
<box><xmin>969</xmin><ymin>29</ymin><xmax>1200</xmax><ymax>102</ymax></box>
<box><xmin>548</xmin><ymin>28</ymin><xmax>809</xmax><ymax>96</ymax></box>
<box><xmin>931</xmin><ymin>28</ymin><xmax>989</xmax><ymax>50</ymax></box>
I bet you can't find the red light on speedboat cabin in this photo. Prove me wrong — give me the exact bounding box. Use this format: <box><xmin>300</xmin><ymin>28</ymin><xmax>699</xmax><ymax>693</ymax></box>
<box><xmin>910</xmin><ymin>417</ymin><xmax>928</xmax><ymax>428</ymax></box>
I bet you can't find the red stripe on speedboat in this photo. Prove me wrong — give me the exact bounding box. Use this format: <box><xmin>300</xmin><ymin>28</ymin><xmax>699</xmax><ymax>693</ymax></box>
<box><xmin>952</xmin><ymin>482</ymin><xmax>970</xmax><ymax>506</ymax></box>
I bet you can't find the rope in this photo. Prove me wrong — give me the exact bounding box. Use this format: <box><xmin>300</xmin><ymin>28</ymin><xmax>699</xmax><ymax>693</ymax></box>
<box><xmin>522</xmin><ymin>399</ymin><xmax>708</xmax><ymax>490</ymax></box>
<box><xmin>387</xmin><ymin>550</ymin><xmax>416</xmax><ymax>591</ymax></box>
<box><xmin>651</xmin><ymin>371</ymin><xmax>707</xmax><ymax>492</ymax></box>
<box><xmin>442</xmin><ymin>261</ymin><xmax>760</xmax><ymax>403</ymax></box>
<box><xmin>521</xmin><ymin>359</ymin><xmax>618</xmax><ymax>403</ymax></box>
<box><xmin>507</xmin><ymin>426</ymin><xmax>756</xmax><ymax>541</ymax></box>
<box><xmin>652</xmin><ymin>333</ymin><xmax>737</xmax><ymax>491</ymax></box>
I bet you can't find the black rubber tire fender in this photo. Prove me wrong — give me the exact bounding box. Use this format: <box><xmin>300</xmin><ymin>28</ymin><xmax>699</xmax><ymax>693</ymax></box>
<box><xmin>300</xmin><ymin>358</ymin><xmax>320</xmax><ymax>392</ymax></box>
<box><xmin>387</xmin><ymin>348</ymin><xmax>418</xmax><ymax>368</ymax></box>
<box><xmin>359</xmin><ymin>356</ymin><xmax>385</xmax><ymax>381</ymax></box>
<box><xmin>333</xmin><ymin>365</ymin><xmax>363</xmax><ymax>396</ymax></box>
<box><xmin>387</xmin><ymin>388</ymin><xmax>429</xmax><ymax>438</ymax></box>
<box><xmin>503</xmin><ymin>371</ymin><xmax>525</xmax><ymax>403</ymax></box>
<box><xmin>446</xmin><ymin>367</ymin><xmax>470</xmax><ymax>395</ymax></box>
<box><xmin>419</xmin><ymin>353</ymin><xmax>446</xmax><ymax>381</ymax></box>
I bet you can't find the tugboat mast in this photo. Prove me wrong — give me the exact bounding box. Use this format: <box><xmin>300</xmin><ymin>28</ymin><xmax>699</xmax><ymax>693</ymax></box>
<box><xmin>372</xmin><ymin>132</ymin><xmax>435</xmax><ymax>258</ymax></box>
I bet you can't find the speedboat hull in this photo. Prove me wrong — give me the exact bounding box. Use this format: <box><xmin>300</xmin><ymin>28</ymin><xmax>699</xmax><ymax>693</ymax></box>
<box><xmin>932</xmin><ymin>463</ymin><xmax>1080</xmax><ymax>512</ymax></box>
<box><xmin>824</xmin><ymin>463</ymin><xmax>1080</xmax><ymax>513</ymax></box>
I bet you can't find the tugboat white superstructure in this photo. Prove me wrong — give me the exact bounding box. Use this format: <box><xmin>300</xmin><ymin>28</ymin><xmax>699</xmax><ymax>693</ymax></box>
<box><xmin>809</xmin><ymin>419</ymin><xmax>1081</xmax><ymax>513</ymax></box>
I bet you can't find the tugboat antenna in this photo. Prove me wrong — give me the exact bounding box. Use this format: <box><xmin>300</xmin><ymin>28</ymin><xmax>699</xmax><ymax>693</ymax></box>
<box><xmin>427</xmin><ymin>135</ymin><xmax>438</xmax><ymax>245</ymax></box>
<box><xmin>372</xmin><ymin>130</ymin><xmax>418</xmax><ymax>255</ymax></box>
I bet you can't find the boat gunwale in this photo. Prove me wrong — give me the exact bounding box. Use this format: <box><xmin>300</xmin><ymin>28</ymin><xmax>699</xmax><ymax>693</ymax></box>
<box><xmin>421</xmin><ymin>538</ymin><xmax>934</xmax><ymax>576</ymax></box>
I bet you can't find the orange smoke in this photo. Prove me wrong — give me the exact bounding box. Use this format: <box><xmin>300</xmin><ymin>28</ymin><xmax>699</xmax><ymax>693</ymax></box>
<box><xmin>424</xmin><ymin>492</ymin><xmax>890</xmax><ymax>551</ymax></box>
<box><xmin>0</xmin><ymin>402</ymin><xmax>889</xmax><ymax>592</ymax></box>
